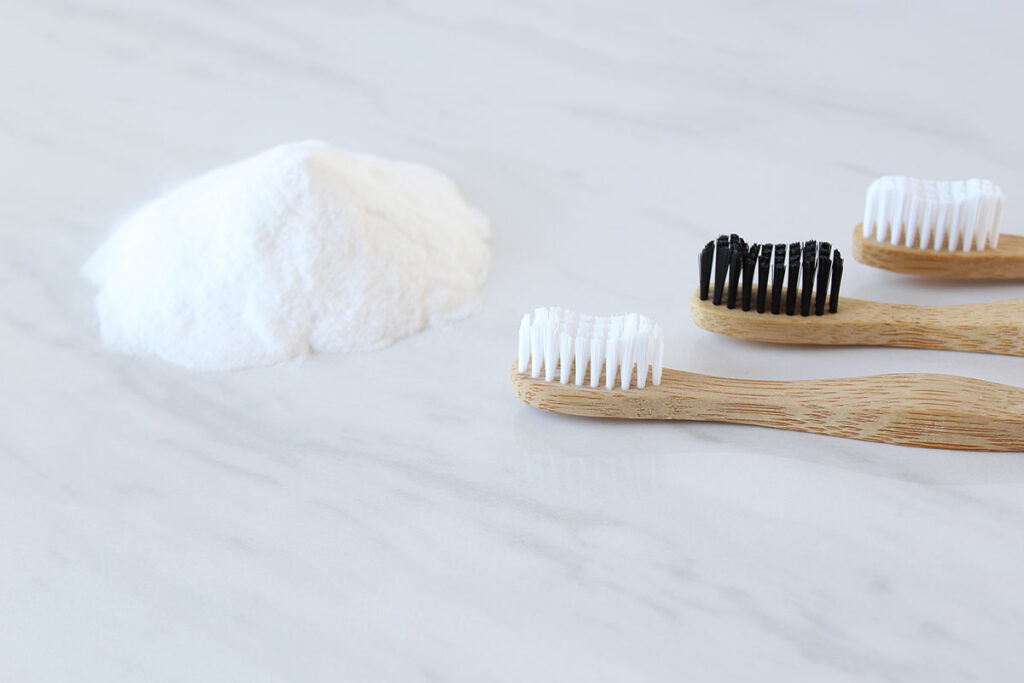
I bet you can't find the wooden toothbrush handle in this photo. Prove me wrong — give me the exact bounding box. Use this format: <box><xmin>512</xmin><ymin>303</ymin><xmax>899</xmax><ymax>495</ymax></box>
<box><xmin>511</xmin><ymin>366</ymin><xmax>1024</xmax><ymax>451</ymax></box>
<box><xmin>689</xmin><ymin>289</ymin><xmax>1024</xmax><ymax>356</ymax></box>
<box><xmin>852</xmin><ymin>225</ymin><xmax>1024</xmax><ymax>279</ymax></box>
<box><xmin>659</xmin><ymin>370</ymin><xmax>1024</xmax><ymax>450</ymax></box>
<box><xmin>863</xmin><ymin>298</ymin><xmax>1024</xmax><ymax>356</ymax></box>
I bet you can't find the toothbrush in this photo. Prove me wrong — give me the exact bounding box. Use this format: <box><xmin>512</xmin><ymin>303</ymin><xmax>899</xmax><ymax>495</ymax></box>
<box><xmin>852</xmin><ymin>175</ymin><xmax>1024</xmax><ymax>278</ymax></box>
<box><xmin>511</xmin><ymin>307</ymin><xmax>1024</xmax><ymax>451</ymax></box>
<box><xmin>689</xmin><ymin>234</ymin><xmax>1024</xmax><ymax>356</ymax></box>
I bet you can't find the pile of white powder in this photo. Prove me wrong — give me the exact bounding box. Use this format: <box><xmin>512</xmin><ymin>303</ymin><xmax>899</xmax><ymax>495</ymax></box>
<box><xmin>83</xmin><ymin>140</ymin><xmax>491</xmax><ymax>370</ymax></box>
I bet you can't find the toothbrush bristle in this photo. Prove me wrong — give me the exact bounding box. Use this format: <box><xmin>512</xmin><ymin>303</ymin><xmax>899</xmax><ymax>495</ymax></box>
<box><xmin>771</xmin><ymin>244</ymin><xmax>785</xmax><ymax>314</ymax></box>
<box><xmin>815</xmin><ymin>250</ymin><xmax>831</xmax><ymax>315</ymax></box>
<box><xmin>785</xmin><ymin>243</ymin><xmax>800</xmax><ymax>316</ymax></box>
<box><xmin>800</xmin><ymin>243</ymin><xmax>815</xmax><ymax>316</ymax></box>
<box><xmin>726</xmin><ymin>249</ymin><xmax>742</xmax><ymax>309</ymax></box>
<box><xmin>696</xmin><ymin>235</ymin><xmax>845</xmax><ymax>315</ymax></box>
<box><xmin>740</xmin><ymin>247</ymin><xmax>757</xmax><ymax>311</ymax></box>
<box><xmin>698</xmin><ymin>241</ymin><xmax>714</xmax><ymax>300</ymax></box>
<box><xmin>515</xmin><ymin>308</ymin><xmax>665</xmax><ymax>389</ymax></box>
<box><xmin>713</xmin><ymin>236</ymin><xmax>729</xmax><ymax>305</ymax></box>
<box><xmin>862</xmin><ymin>176</ymin><xmax>1004</xmax><ymax>251</ymax></box>
<box><xmin>517</xmin><ymin>314</ymin><xmax>531</xmax><ymax>373</ymax></box>
<box><xmin>830</xmin><ymin>254</ymin><xmax>843</xmax><ymax>313</ymax></box>
<box><xmin>755</xmin><ymin>246</ymin><xmax>770</xmax><ymax>313</ymax></box>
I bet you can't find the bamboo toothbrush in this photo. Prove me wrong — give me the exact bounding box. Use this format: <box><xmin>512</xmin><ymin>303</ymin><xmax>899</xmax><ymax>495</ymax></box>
<box><xmin>689</xmin><ymin>234</ymin><xmax>1024</xmax><ymax>356</ymax></box>
<box><xmin>510</xmin><ymin>307</ymin><xmax>1024</xmax><ymax>451</ymax></box>
<box><xmin>852</xmin><ymin>175</ymin><xmax>1024</xmax><ymax>278</ymax></box>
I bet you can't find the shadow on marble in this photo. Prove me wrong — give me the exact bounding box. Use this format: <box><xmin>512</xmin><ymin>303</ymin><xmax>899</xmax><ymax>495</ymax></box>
<box><xmin>511</xmin><ymin>404</ymin><xmax>1024</xmax><ymax>487</ymax></box>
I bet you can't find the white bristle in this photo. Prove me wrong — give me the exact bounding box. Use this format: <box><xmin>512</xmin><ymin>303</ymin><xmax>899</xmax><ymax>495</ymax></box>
<box><xmin>991</xmin><ymin>186</ymin><xmax>1005</xmax><ymax>248</ymax></box>
<box><xmin>619</xmin><ymin>314</ymin><xmax>638</xmax><ymax>389</ymax></box>
<box><xmin>559</xmin><ymin>332</ymin><xmax>572</xmax><ymax>384</ymax></box>
<box><xmin>514</xmin><ymin>308</ymin><xmax>665</xmax><ymax>390</ymax></box>
<box><xmin>604</xmin><ymin>334</ymin><xmax>618</xmax><ymax>389</ymax></box>
<box><xmin>877</xmin><ymin>179</ymin><xmax>893</xmax><ymax>241</ymax></box>
<box><xmin>529</xmin><ymin>311</ymin><xmax>544</xmax><ymax>378</ymax></box>
<box><xmin>920</xmin><ymin>195</ymin><xmax>938</xmax><ymax>249</ymax></box>
<box><xmin>862</xmin><ymin>175</ymin><xmax>1004</xmax><ymax>251</ymax></box>
<box><xmin>652</xmin><ymin>330</ymin><xmax>664</xmax><ymax>386</ymax></box>
<box><xmin>891</xmin><ymin>179</ymin><xmax>908</xmax><ymax>245</ymax></box>
<box><xmin>937</xmin><ymin>194</ymin><xmax>952</xmax><ymax>248</ymax></box>
<box><xmin>619</xmin><ymin>338</ymin><xmax>634</xmax><ymax>390</ymax></box>
<box><xmin>589</xmin><ymin>335</ymin><xmax>604</xmax><ymax>388</ymax></box>
<box><xmin>543</xmin><ymin>320</ymin><xmax>557</xmax><ymax>381</ymax></box>
<box><xmin>905</xmin><ymin>186</ymin><xmax>922</xmax><ymax>248</ymax></box>
<box><xmin>975</xmin><ymin>180</ymin><xmax>991</xmax><ymax>250</ymax></box>
<box><xmin>950</xmin><ymin>181</ymin><xmax>966</xmax><ymax>251</ymax></box>
<box><xmin>965</xmin><ymin>179</ymin><xmax>981</xmax><ymax>251</ymax></box>
<box><xmin>635</xmin><ymin>328</ymin><xmax>649</xmax><ymax>389</ymax></box>
<box><xmin>518</xmin><ymin>314</ymin><xmax>531</xmax><ymax>373</ymax></box>
<box><xmin>574</xmin><ymin>336</ymin><xmax>588</xmax><ymax>386</ymax></box>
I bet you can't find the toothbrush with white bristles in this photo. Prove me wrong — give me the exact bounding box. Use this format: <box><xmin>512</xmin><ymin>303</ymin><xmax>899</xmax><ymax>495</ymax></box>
<box><xmin>511</xmin><ymin>307</ymin><xmax>1024</xmax><ymax>452</ymax></box>
<box><xmin>852</xmin><ymin>175</ymin><xmax>1024</xmax><ymax>278</ymax></box>
<box><xmin>517</xmin><ymin>308</ymin><xmax>664</xmax><ymax>389</ymax></box>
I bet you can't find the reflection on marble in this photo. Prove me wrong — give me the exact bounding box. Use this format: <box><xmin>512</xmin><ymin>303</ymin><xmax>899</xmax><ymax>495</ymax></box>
<box><xmin>2</xmin><ymin>1</ymin><xmax>1024</xmax><ymax>680</ymax></box>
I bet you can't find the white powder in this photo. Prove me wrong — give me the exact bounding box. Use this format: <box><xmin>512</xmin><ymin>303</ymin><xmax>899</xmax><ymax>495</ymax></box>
<box><xmin>83</xmin><ymin>140</ymin><xmax>491</xmax><ymax>370</ymax></box>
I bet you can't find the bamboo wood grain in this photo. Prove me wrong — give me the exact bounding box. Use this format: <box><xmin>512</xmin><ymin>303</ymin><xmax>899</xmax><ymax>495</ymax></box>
<box><xmin>510</xmin><ymin>364</ymin><xmax>1024</xmax><ymax>451</ymax></box>
<box><xmin>851</xmin><ymin>224</ymin><xmax>1024</xmax><ymax>278</ymax></box>
<box><xmin>689</xmin><ymin>288</ymin><xmax>1024</xmax><ymax>356</ymax></box>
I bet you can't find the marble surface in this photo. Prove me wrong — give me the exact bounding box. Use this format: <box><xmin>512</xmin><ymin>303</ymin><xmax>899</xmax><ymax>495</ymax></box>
<box><xmin>3</xmin><ymin>1</ymin><xmax>1024</xmax><ymax>680</ymax></box>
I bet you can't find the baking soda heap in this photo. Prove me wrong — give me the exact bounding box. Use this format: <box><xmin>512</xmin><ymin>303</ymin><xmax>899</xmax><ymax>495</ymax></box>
<box><xmin>83</xmin><ymin>141</ymin><xmax>491</xmax><ymax>370</ymax></box>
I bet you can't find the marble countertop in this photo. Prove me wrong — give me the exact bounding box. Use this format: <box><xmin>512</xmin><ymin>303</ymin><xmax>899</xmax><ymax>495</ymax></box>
<box><xmin>4</xmin><ymin>1</ymin><xmax>1024</xmax><ymax>680</ymax></box>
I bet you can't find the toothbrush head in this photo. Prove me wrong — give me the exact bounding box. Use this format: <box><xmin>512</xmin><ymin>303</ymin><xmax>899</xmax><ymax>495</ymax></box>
<box><xmin>860</xmin><ymin>176</ymin><xmax>1004</xmax><ymax>251</ymax></box>
<box><xmin>852</xmin><ymin>175</ymin><xmax>1024</xmax><ymax>278</ymax></box>
<box><xmin>516</xmin><ymin>308</ymin><xmax>664</xmax><ymax>390</ymax></box>
<box><xmin>697</xmin><ymin>235</ymin><xmax>844</xmax><ymax>315</ymax></box>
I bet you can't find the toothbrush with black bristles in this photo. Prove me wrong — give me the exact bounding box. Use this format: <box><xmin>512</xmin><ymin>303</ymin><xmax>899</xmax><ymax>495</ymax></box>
<box><xmin>698</xmin><ymin>238</ymin><xmax>843</xmax><ymax>315</ymax></box>
<box><xmin>690</xmin><ymin>233</ymin><xmax>1024</xmax><ymax>356</ymax></box>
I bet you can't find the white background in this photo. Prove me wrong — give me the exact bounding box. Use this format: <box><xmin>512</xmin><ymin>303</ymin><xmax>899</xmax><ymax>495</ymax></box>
<box><xmin>2</xmin><ymin>1</ymin><xmax>1023</xmax><ymax>681</ymax></box>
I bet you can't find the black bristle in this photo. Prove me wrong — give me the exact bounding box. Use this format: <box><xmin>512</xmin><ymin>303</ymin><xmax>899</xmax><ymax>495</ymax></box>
<box><xmin>741</xmin><ymin>249</ymin><xmax>757</xmax><ymax>311</ymax></box>
<box><xmin>771</xmin><ymin>244</ymin><xmax>785</xmax><ymax>314</ymax></box>
<box><xmin>815</xmin><ymin>251</ymin><xmax>831</xmax><ymax>315</ymax></box>
<box><xmin>726</xmin><ymin>248</ymin><xmax>742</xmax><ymax>309</ymax></box>
<box><xmin>700</xmin><ymin>235</ymin><xmax>840</xmax><ymax>316</ymax></box>
<box><xmin>785</xmin><ymin>242</ymin><xmax>800</xmax><ymax>315</ymax></box>
<box><xmin>712</xmin><ymin>235</ymin><xmax>729</xmax><ymax>305</ymax></box>
<box><xmin>698</xmin><ymin>240</ymin><xmax>714</xmax><ymax>300</ymax></box>
<box><xmin>800</xmin><ymin>246</ymin><xmax>815</xmax><ymax>316</ymax></box>
<box><xmin>829</xmin><ymin>252</ymin><xmax>844</xmax><ymax>313</ymax></box>
<box><xmin>756</xmin><ymin>246</ymin><xmax>770</xmax><ymax>313</ymax></box>
<box><xmin>805</xmin><ymin>240</ymin><xmax>817</xmax><ymax>260</ymax></box>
